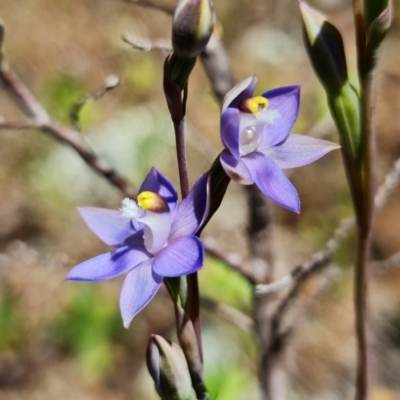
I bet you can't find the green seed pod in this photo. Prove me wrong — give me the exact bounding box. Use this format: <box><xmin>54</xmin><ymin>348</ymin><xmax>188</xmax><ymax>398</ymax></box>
<box><xmin>327</xmin><ymin>82</ymin><xmax>361</xmax><ymax>162</ymax></box>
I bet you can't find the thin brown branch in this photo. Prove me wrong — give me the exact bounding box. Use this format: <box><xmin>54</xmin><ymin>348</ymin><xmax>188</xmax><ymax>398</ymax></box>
<box><xmin>371</xmin><ymin>251</ymin><xmax>400</xmax><ymax>274</ymax></box>
<box><xmin>270</xmin><ymin>259</ymin><xmax>334</xmax><ymax>340</ymax></box>
<box><xmin>255</xmin><ymin>267</ymin><xmax>303</xmax><ymax>296</ymax></box>
<box><xmin>374</xmin><ymin>157</ymin><xmax>400</xmax><ymax>209</ymax></box>
<box><xmin>256</xmin><ymin>154</ymin><xmax>400</xmax><ymax>298</ymax></box>
<box><xmin>256</xmin><ymin>218</ymin><xmax>354</xmax><ymax>297</ymax></box>
<box><xmin>200</xmin><ymin>297</ymin><xmax>254</xmax><ymax>332</ymax></box>
<box><xmin>43</xmin><ymin>121</ymin><xmax>137</xmax><ymax>197</ymax></box>
<box><xmin>261</xmin><ymin>152</ymin><xmax>400</xmax><ymax>341</ymax></box>
<box><xmin>70</xmin><ymin>75</ymin><xmax>120</xmax><ymax>132</ymax></box>
<box><xmin>203</xmin><ymin>237</ymin><xmax>256</xmax><ymax>285</ymax></box>
<box><xmin>0</xmin><ymin>61</ymin><xmax>50</xmax><ymax>123</ymax></box>
<box><xmin>0</xmin><ymin>51</ymin><xmax>137</xmax><ymax>198</ymax></box>
<box><xmin>123</xmin><ymin>35</ymin><xmax>172</xmax><ymax>52</ymax></box>
<box><xmin>0</xmin><ymin>121</ymin><xmax>40</xmax><ymax>130</ymax></box>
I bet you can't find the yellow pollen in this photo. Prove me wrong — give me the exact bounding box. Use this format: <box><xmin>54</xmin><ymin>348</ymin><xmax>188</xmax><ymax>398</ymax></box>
<box><xmin>239</xmin><ymin>96</ymin><xmax>269</xmax><ymax>114</ymax></box>
<box><xmin>137</xmin><ymin>191</ymin><xmax>168</xmax><ymax>212</ymax></box>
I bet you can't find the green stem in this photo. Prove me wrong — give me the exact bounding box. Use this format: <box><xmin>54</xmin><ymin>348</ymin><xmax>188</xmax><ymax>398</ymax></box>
<box><xmin>350</xmin><ymin>3</ymin><xmax>374</xmax><ymax>398</ymax></box>
<box><xmin>354</xmin><ymin>69</ymin><xmax>376</xmax><ymax>400</ymax></box>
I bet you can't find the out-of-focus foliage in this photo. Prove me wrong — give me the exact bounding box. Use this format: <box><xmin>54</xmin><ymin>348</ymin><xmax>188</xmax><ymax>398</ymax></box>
<box><xmin>0</xmin><ymin>291</ymin><xmax>25</xmax><ymax>351</ymax></box>
<box><xmin>201</xmin><ymin>257</ymin><xmax>252</xmax><ymax>311</ymax></box>
<box><xmin>49</xmin><ymin>284</ymin><xmax>125</xmax><ymax>381</ymax></box>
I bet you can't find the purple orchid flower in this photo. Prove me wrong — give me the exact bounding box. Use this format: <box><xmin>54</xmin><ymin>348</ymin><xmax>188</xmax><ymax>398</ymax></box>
<box><xmin>220</xmin><ymin>75</ymin><xmax>340</xmax><ymax>213</ymax></box>
<box><xmin>67</xmin><ymin>168</ymin><xmax>209</xmax><ymax>328</ymax></box>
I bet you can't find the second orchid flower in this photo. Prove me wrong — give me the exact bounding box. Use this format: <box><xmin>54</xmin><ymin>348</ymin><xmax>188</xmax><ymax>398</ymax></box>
<box><xmin>219</xmin><ymin>76</ymin><xmax>340</xmax><ymax>213</ymax></box>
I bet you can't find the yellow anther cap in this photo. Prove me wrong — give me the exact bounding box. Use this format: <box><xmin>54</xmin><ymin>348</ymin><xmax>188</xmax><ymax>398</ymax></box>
<box><xmin>239</xmin><ymin>96</ymin><xmax>269</xmax><ymax>114</ymax></box>
<box><xmin>137</xmin><ymin>191</ymin><xmax>168</xmax><ymax>212</ymax></box>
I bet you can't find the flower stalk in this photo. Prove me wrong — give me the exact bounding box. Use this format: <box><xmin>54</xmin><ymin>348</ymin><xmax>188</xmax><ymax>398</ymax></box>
<box><xmin>301</xmin><ymin>1</ymin><xmax>392</xmax><ymax>398</ymax></box>
<box><xmin>353</xmin><ymin>72</ymin><xmax>375</xmax><ymax>400</ymax></box>
<box><xmin>352</xmin><ymin>3</ymin><xmax>391</xmax><ymax>400</ymax></box>
<box><xmin>162</xmin><ymin>1</ymin><xmax>215</xmax><ymax>389</ymax></box>
<box><xmin>163</xmin><ymin>57</ymin><xmax>205</xmax><ymax>385</ymax></box>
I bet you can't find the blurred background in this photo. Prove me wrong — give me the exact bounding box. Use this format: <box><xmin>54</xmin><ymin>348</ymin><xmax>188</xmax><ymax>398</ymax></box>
<box><xmin>1</xmin><ymin>0</ymin><xmax>400</xmax><ymax>399</ymax></box>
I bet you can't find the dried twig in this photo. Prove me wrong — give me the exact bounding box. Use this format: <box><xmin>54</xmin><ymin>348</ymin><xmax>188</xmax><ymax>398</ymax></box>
<box><xmin>123</xmin><ymin>35</ymin><xmax>172</xmax><ymax>53</ymax></box>
<box><xmin>203</xmin><ymin>237</ymin><xmax>256</xmax><ymax>285</ymax></box>
<box><xmin>374</xmin><ymin>158</ymin><xmax>400</xmax><ymax>209</ymax></box>
<box><xmin>256</xmin><ymin>153</ymin><xmax>400</xmax><ymax>298</ymax></box>
<box><xmin>371</xmin><ymin>251</ymin><xmax>400</xmax><ymax>274</ymax></box>
<box><xmin>0</xmin><ymin>31</ymin><xmax>137</xmax><ymax>198</ymax></box>
<box><xmin>256</xmin><ymin>218</ymin><xmax>354</xmax><ymax>296</ymax></box>
<box><xmin>200</xmin><ymin>296</ymin><xmax>254</xmax><ymax>332</ymax></box>
<box><xmin>263</xmin><ymin>154</ymin><xmax>400</xmax><ymax>356</ymax></box>
<box><xmin>254</xmin><ymin>266</ymin><xmax>303</xmax><ymax>296</ymax></box>
<box><xmin>70</xmin><ymin>75</ymin><xmax>120</xmax><ymax>131</ymax></box>
<box><xmin>0</xmin><ymin>121</ymin><xmax>40</xmax><ymax>130</ymax></box>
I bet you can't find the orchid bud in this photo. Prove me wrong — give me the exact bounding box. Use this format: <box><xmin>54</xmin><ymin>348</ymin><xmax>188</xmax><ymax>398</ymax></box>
<box><xmin>147</xmin><ymin>334</ymin><xmax>197</xmax><ymax>400</ymax></box>
<box><xmin>300</xmin><ymin>1</ymin><xmax>348</xmax><ymax>95</ymax></box>
<box><xmin>365</xmin><ymin>1</ymin><xmax>392</xmax><ymax>72</ymax></box>
<box><xmin>364</xmin><ymin>0</ymin><xmax>391</xmax><ymax>30</ymax></box>
<box><xmin>300</xmin><ymin>1</ymin><xmax>361</xmax><ymax>162</ymax></box>
<box><xmin>172</xmin><ymin>0</ymin><xmax>215</xmax><ymax>59</ymax></box>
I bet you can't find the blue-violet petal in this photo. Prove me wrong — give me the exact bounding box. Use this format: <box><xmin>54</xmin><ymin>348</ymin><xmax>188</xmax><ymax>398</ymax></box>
<box><xmin>258</xmin><ymin>85</ymin><xmax>300</xmax><ymax>149</ymax></box>
<box><xmin>220</xmin><ymin>108</ymin><xmax>241</xmax><ymax>160</ymax></box>
<box><xmin>220</xmin><ymin>150</ymin><xmax>254</xmax><ymax>184</ymax></box>
<box><xmin>67</xmin><ymin>245</ymin><xmax>149</xmax><ymax>281</ymax></box>
<box><xmin>78</xmin><ymin>207</ymin><xmax>143</xmax><ymax>247</ymax></box>
<box><xmin>222</xmin><ymin>75</ymin><xmax>257</xmax><ymax>112</ymax></box>
<box><xmin>152</xmin><ymin>236</ymin><xmax>204</xmax><ymax>277</ymax></box>
<box><xmin>169</xmin><ymin>173</ymin><xmax>210</xmax><ymax>241</ymax></box>
<box><xmin>262</xmin><ymin>134</ymin><xmax>340</xmax><ymax>169</ymax></box>
<box><xmin>119</xmin><ymin>259</ymin><xmax>163</xmax><ymax>328</ymax></box>
<box><xmin>242</xmin><ymin>152</ymin><xmax>300</xmax><ymax>213</ymax></box>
